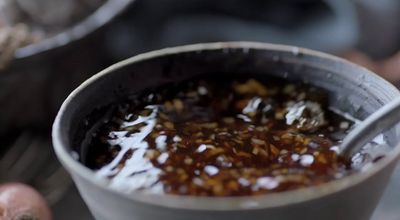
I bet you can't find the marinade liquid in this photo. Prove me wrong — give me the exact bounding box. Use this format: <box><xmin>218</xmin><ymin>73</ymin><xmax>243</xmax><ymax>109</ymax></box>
<box><xmin>82</xmin><ymin>76</ymin><xmax>354</xmax><ymax>196</ymax></box>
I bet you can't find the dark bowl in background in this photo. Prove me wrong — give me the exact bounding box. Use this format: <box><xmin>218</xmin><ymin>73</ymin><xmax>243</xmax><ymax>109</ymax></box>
<box><xmin>53</xmin><ymin>42</ymin><xmax>400</xmax><ymax>220</ymax></box>
<box><xmin>0</xmin><ymin>0</ymin><xmax>134</xmax><ymax>135</ymax></box>
<box><xmin>0</xmin><ymin>0</ymin><xmax>134</xmax><ymax>211</ymax></box>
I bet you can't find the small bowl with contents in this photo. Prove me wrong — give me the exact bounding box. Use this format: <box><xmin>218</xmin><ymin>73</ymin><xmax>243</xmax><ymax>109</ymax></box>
<box><xmin>52</xmin><ymin>42</ymin><xmax>400</xmax><ymax>220</ymax></box>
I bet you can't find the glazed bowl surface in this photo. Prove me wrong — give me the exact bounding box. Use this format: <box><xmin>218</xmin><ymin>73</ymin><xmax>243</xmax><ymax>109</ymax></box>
<box><xmin>52</xmin><ymin>42</ymin><xmax>400</xmax><ymax>220</ymax></box>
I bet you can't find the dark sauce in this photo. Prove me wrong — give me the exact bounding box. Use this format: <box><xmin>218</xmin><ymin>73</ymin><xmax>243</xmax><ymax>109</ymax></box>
<box><xmin>83</xmin><ymin>76</ymin><xmax>354</xmax><ymax>196</ymax></box>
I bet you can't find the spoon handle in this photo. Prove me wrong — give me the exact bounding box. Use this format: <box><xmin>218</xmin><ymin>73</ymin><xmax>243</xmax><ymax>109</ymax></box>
<box><xmin>340</xmin><ymin>97</ymin><xmax>400</xmax><ymax>160</ymax></box>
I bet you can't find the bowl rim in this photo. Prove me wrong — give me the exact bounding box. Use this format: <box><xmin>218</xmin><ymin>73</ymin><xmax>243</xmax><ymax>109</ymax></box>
<box><xmin>52</xmin><ymin>41</ymin><xmax>400</xmax><ymax>210</ymax></box>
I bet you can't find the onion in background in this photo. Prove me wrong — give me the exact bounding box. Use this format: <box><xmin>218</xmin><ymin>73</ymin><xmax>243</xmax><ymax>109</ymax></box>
<box><xmin>0</xmin><ymin>183</ymin><xmax>52</xmax><ymax>220</ymax></box>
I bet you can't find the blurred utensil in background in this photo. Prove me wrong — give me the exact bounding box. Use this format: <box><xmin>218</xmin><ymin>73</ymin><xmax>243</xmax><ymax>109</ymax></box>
<box><xmin>0</xmin><ymin>0</ymin><xmax>134</xmax><ymax>208</ymax></box>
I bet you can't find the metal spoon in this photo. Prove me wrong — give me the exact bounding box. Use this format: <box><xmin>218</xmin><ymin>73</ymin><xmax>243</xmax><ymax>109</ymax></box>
<box><xmin>340</xmin><ymin>97</ymin><xmax>400</xmax><ymax>160</ymax></box>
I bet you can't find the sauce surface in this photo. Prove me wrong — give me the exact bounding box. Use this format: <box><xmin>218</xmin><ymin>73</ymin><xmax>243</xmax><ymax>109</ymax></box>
<box><xmin>83</xmin><ymin>76</ymin><xmax>354</xmax><ymax>196</ymax></box>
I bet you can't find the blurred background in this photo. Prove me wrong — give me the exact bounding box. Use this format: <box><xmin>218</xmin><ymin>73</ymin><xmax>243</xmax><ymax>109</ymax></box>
<box><xmin>0</xmin><ymin>0</ymin><xmax>399</xmax><ymax>219</ymax></box>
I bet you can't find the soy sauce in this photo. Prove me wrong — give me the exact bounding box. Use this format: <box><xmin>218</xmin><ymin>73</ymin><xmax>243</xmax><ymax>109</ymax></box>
<box><xmin>83</xmin><ymin>76</ymin><xmax>354</xmax><ymax>196</ymax></box>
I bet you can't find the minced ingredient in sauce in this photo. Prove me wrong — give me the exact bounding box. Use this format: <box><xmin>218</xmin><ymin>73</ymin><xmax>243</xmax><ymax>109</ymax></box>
<box><xmin>82</xmin><ymin>76</ymin><xmax>354</xmax><ymax>196</ymax></box>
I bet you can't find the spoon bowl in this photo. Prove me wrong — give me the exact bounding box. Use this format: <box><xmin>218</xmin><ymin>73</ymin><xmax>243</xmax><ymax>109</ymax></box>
<box><xmin>340</xmin><ymin>97</ymin><xmax>400</xmax><ymax>160</ymax></box>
